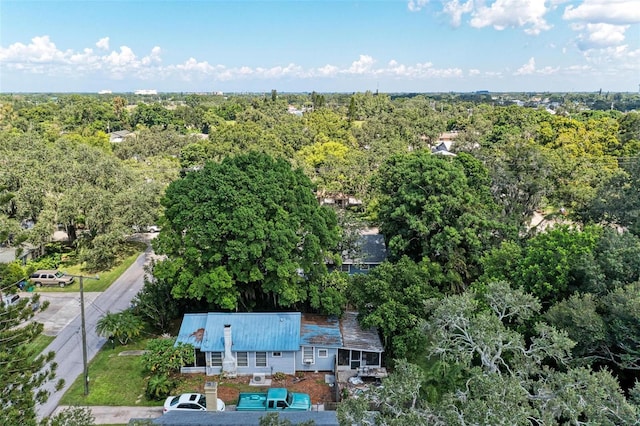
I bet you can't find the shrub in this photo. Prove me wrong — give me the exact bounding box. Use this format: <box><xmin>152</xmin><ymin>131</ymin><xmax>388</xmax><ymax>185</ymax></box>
<box><xmin>272</xmin><ymin>372</ymin><xmax>287</xmax><ymax>381</ymax></box>
<box><xmin>145</xmin><ymin>374</ymin><xmax>176</xmax><ymax>400</ymax></box>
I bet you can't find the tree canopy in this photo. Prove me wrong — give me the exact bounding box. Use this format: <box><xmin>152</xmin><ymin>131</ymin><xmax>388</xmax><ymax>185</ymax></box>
<box><xmin>154</xmin><ymin>151</ymin><xmax>340</xmax><ymax>311</ymax></box>
<box><xmin>373</xmin><ymin>150</ymin><xmax>503</xmax><ymax>288</ymax></box>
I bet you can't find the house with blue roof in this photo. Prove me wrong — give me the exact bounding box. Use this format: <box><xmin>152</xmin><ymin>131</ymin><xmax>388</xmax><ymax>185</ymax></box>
<box><xmin>175</xmin><ymin>312</ymin><xmax>383</xmax><ymax>377</ymax></box>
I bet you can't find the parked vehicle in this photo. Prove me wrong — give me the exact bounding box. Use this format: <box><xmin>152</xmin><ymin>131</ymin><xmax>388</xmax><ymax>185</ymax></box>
<box><xmin>29</xmin><ymin>270</ymin><xmax>74</xmax><ymax>288</ymax></box>
<box><xmin>163</xmin><ymin>393</ymin><xmax>225</xmax><ymax>413</ymax></box>
<box><xmin>1</xmin><ymin>293</ymin><xmax>39</xmax><ymax>311</ymax></box>
<box><xmin>1</xmin><ymin>293</ymin><xmax>20</xmax><ymax>307</ymax></box>
<box><xmin>236</xmin><ymin>388</ymin><xmax>311</xmax><ymax>411</ymax></box>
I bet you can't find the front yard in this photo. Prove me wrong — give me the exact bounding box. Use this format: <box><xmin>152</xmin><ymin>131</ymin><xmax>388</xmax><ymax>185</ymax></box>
<box><xmin>60</xmin><ymin>338</ymin><xmax>335</xmax><ymax>408</ymax></box>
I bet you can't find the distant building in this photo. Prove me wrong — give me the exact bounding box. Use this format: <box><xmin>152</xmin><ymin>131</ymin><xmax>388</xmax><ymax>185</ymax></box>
<box><xmin>0</xmin><ymin>243</ymin><xmax>42</xmax><ymax>265</ymax></box>
<box><xmin>431</xmin><ymin>131</ymin><xmax>458</xmax><ymax>156</ymax></box>
<box><xmin>134</xmin><ymin>89</ymin><xmax>158</xmax><ymax>95</ymax></box>
<box><xmin>108</xmin><ymin>130</ymin><xmax>132</xmax><ymax>143</ymax></box>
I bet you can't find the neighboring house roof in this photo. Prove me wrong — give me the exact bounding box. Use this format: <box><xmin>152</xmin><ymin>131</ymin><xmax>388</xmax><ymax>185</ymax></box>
<box><xmin>177</xmin><ymin>312</ymin><xmax>301</xmax><ymax>352</ymax></box>
<box><xmin>147</xmin><ymin>410</ymin><xmax>339</xmax><ymax>425</ymax></box>
<box><xmin>343</xmin><ymin>234</ymin><xmax>387</xmax><ymax>266</ymax></box>
<box><xmin>0</xmin><ymin>243</ymin><xmax>38</xmax><ymax>264</ymax></box>
<box><xmin>108</xmin><ymin>130</ymin><xmax>132</xmax><ymax>142</ymax></box>
<box><xmin>340</xmin><ymin>312</ymin><xmax>384</xmax><ymax>353</ymax></box>
<box><xmin>300</xmin><ymin>314</ymin><xmax>342</xmax><ymax>348</ymax></box>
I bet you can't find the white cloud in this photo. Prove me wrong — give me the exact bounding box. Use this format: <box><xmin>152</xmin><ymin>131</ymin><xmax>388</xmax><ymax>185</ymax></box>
<box><xmin>563</xmin><ymin>0</ymin><xmax>640</xmax><ymax>25</ymax></box>
<box><xmin>317</xmin><ymin>64</ymin><xmax>339</xmax><ymax>76</ymax></box>
<box><xmin>442</xmin><ymin>0</ymin><xmax>474</xmax><ymax>27</ymax></box>
<box><xmin>440</xmin><ymin>0</ymin><xmax>552</xmax><ymax>34</ymax></box>
<box><xmin>469</xmin><ymin>68</ymin><xmax>481</xmax><ymax>76</ymax></box>
<box><xmin>347</xmin><ymin>55</ymin><xmax>375</xmax><ymax>74</ymax></box>
<box><xmin>514</xmin><ymin>57</ymin><xmax>536</xmax><ymax>75</ymax></box>
<box><xmin>105</xmin><ymin>46</ymin><xmax>136</xmax><ymax>67</ymax></box>
<box><xmin>96</xmin><ymin>37</ymin><xmax>109</xmax><ymax>50</ymax></box>
<box><xmin>176</xmin><ymin>57</ymin><xmax>215</xmax><ymax>73</ymax></box>
<box><xmin>0</xmin><ymin>35</ymin><xmax>68</xmax><ymax>63</ymax></box>
<box><xmin>408</xmin><ymin>0</ymin><xmax>429</xmax><ymax>12</ymax></box>
<box><xmin>579</xmin><ymin>23</ymin><xmax>629</xmax><ymax>48</ymax></box>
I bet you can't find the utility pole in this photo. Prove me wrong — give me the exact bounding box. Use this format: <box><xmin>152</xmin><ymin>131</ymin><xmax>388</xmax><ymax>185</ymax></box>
<box><xmin>68</xmin><ymin>273</ymin><xmax>99</xmax><ymax>396</ymax></box>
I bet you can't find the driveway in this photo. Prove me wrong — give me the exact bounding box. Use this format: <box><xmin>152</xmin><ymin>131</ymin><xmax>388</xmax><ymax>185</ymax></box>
<box><xmin>27</xmin><ymin>292</ymin><xmax>101</xmax><ymax>336</ymax></box>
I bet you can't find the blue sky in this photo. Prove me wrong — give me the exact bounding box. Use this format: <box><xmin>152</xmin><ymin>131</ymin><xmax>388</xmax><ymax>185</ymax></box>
<box><xmin>1</xmin><ymin>0</ymin><xmax>639</xmax><ymax>93</ymax></box>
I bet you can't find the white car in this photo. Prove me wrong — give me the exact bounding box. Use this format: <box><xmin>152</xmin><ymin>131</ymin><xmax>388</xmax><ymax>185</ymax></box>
<box><xmin>163</xmin><ymin>393</ymin><xmax>225</xmax><ymax>413</ymax></box>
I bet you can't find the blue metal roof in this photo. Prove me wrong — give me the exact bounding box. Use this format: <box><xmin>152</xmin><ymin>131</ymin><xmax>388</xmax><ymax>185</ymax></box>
<box><xmin>177</xmin><ymin>312</ymin><xmax>302</xmax><ymax>352</ymax></box>
<box><xmin>300</xmin><ymin>314</ymin><xmax>342</xmax><ymax>348</ymax></box>
<box><xmin>175</xmin><ymin>313</ymin><xmax>208</xmax><ymax>349</ymax></box>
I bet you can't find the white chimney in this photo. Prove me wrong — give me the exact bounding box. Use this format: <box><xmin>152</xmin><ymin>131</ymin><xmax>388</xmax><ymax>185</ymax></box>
<box><xmin>222</xmin><ymin>324</ymin><xmax>237</xmax><ymax>377</ymax></box>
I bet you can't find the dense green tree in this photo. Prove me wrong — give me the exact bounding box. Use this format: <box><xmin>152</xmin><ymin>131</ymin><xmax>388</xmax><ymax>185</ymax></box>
<box><xmin>570</xmin><ymin>228</ymin><xmax>640</xmax><ymax>295</ymax></box>
<box><xmin>373</xmin><ymin>150</ymin><xmax>502</xmax><ymax>288</ymax></box>
<box><xmin>130</xmin><ymin>103</ymin><xmax>175</xmax><ymax>130</ymax></box>
<box><xmin>0</xmin><ymin>293</ymin><xmax>58</xmax><ymax>425</ymax></box>
<box><xmin>517</xmin><ymin>225</ymin><xmax>601</xmax><ymax>305</ymax></box>
<box><xmin>581</xmin><ymin>159</ymin><xmax>640</xmax><ymax>235</ymax></box>
<box><xmin>481</xmin><ymin>136</ymin><xmax>551</xmax><ymax>228</ymax></box>
<box><xmin>154</xmin><ymin>152</ymin><xmax>340</xmax><ymax>310</ymax></box>
<box><xmin>348</xmin><ymin>257</ymin><xmax>443</xmax><ymax>359</ymax></box>
<box><xmin>132</xmin><ymin>263</ymin><xmax>183</xmax><ymax>333</ymax></box>
<box><xmin>421</xmin><ymin>282</ymin><xmax>638</xmax><ymax>425</ymax></box>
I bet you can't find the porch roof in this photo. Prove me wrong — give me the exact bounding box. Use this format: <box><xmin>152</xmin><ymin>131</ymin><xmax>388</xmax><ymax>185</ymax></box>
<box><xmin>339</xmin><ymin>311</ymin><xmax>384</xmax><ymax>353</ymax></box>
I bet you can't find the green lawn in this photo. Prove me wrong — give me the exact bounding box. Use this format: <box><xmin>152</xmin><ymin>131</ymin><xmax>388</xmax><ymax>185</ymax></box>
<box><xmin>60</xmin><ymin>339</ymin><xmax>158</xmax><ymax>407</ymax></box>
<box><xmin>27</xmin><ymin>334</ymin><xmax>55</xmax><ymax>359</ymax></box>
<box><xmin>35</xmin><ymin>242</ymin><xmax>146</xmax><ymax>293</ymax></box>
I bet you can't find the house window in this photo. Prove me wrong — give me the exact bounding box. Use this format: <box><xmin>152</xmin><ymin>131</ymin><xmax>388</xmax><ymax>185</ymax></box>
<box><xmin>272</xmin><ymin>352</ymin><xmax>282</xmax><ymax>357</ymax></box>
<box><xmin>318</xmin><ymin>349</ymin><xmax>328</xmax><ymax>358</ymax></box>
<box><xmin>338</xmin><ymin>349</ymin><xmax>350</xmax><ymax>366</ymax></box>
<box><xmin>363</xmin><ymin>352</ymin><xmax>380</xmax><ymax>366</ymax></box>
<box><xmin>302</xmin><ymin>346</ymin><xmax>314</xmax><ymax>364</ymax></box>
<box><xmin>340</xmin><ymin>264</ymin><xmax>350</xmax><ymax>272</ymax></box>
<box><xmin>359</xmin><ymin>264</ymin><xmax>370</xmax><ymax>271</ymax></box>
<box><xmin>210</xmin><ymin>352</ymin><xmax>222</xmax><ymax>367</ymax></box>
<box><xmin>236</xmin><ymin>352</ymin><xmax>248</xmax><ymax>367</ymax></box>
<box><xmin>256</xmin><ymin>352</ymin><xmax>267</xmax><ymax>367</ymax></box>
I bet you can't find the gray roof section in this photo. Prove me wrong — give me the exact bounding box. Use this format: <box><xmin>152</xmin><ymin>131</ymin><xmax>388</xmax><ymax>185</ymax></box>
<box><xmin>339</xmin><ymin>312</ymin><xmax>384</xmax><ymax>352</ymax></box>
<box><xmin>343</xmin><ymin>234</ymin><xmax>387</xmax><ymax>265</ymax></box>
<box><xmin>140</xmin><ymin>410</ymin><xmax>338</xmax><ymax>425</ymax></box>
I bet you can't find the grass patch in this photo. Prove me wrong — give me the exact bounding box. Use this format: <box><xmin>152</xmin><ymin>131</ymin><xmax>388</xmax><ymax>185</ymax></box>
<box><xmin>27</xmin><ymin>334</ymin><xmax>55</xmax><ymax>359</ymax></box>
<box><xmin>60</xmin><ymin>339</ymin><xmax>158</xmax><ymax>407</ymax></box>
<box><xmin>36</xmin><ymin>242</ymin><xmax>146</xmax><ymax>293</ymax></box>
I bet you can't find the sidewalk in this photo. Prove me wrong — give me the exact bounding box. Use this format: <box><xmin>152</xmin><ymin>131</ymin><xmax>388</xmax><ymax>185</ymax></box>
<box><xmin>53</xmin><ymin>405</ymin><xmax>163</xmax><ymax>425</ymax></box>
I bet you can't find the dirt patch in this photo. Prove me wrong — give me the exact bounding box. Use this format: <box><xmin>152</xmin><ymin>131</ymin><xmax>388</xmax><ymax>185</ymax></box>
<box><xmin>173</xmin><ymin>372</ymin><xmax>335</xmax><ymax>406</ymax></box>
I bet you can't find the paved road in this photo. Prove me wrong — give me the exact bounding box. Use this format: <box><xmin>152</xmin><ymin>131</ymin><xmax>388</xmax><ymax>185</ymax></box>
<box><xmin>36</xmin><ymin>244</ymin><xmax>153</xmax><ymax>420</ymax></box>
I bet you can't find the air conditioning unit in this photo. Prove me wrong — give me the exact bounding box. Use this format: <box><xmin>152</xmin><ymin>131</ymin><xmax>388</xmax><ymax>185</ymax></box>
<box><xmin>252</xmin><ymin>373</ymin><xmax>266</xmax><ymax>383</ymax></box>
<box><xmin>303</xmin><ymin>358</ymin><xmax>313</xmax><ymax>364</ymax></box>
